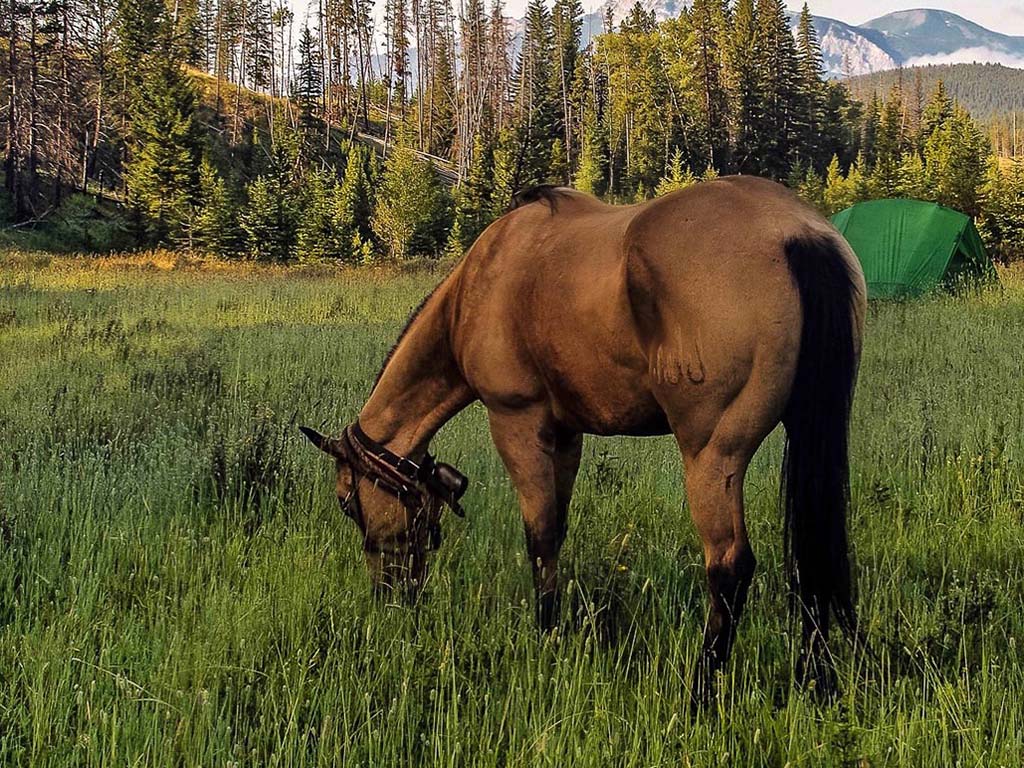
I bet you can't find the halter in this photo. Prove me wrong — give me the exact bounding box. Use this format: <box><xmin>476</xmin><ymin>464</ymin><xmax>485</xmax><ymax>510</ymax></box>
<box><xmin>338</xmin><ymin>423</ymin><xmax>468</xmax><ymax>552</ymax></box>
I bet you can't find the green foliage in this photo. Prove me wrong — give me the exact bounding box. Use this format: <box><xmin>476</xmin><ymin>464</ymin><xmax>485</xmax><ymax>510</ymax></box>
<box><xmin>240</xmin><ymin>175</ymin><xmax>296</xmax><ymax>262</ymax></box>
<box><xmin>124</xmin><ymin>39</ymin><xmax>203</xmax><ymax>245</ymax></box>
<box><xmin>296</xmin><ymin>168</ymin><xmax>342</xmax><ymax>263</ymax></box>
<box><xmin>924</xmin><ymin>106</ymin><xmax>989</xmax><ymax>217</ymax></box>
<box><xmin>979</xmin><ymin>158</ymin><xmax>1024</xmax><ymax>264</ymax></box>
<box><xmin>574</xmin><ymin>117</ymin><xmax>607</xmax><ymax>196</ymax></box>
<box><xmin>194</xmin><ymin>161</ymin><xmax>241</xmax><ymax>258</ymax></box>
<box><xmin>654</xmin><ymin>147</ymin><xmax>698</xmax><ymax>196</ymax></box>
<box><xmin>335</xmin><ymin>145</ymin><xmax>377</xmax><ymax>261</ymax></box>
<box><xmin>372</xmin><ymin>147</ymin><xmax>452</xmax><ymax>260</ymax></box>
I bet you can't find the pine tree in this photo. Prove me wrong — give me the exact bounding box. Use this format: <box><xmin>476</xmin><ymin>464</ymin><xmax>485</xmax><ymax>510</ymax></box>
<box><xmin>512</xmin><ymin>0</ymin><xmax>557</xmax><ymax>188</ymax></box>
<box><xmin>195</xmin><ymin>159</ymin><xmax>240</xmax><ymax>257</ymax></box>
<box><xmin>296</xmin><ymin>167</ymin><xmax>340</xmax><ymax>262</ymax></box>
<box><xmin>823</xmin><ymin>154</ymin><xmax>853</xmax><ymax>214</ymax></box>
<box><xmin>372</xmin><ymin>146</ymin><xmax>452</xmax><ymax>259</ymax></box>
<box><xmin>794</xmin><ymin>4</ymin><xmax>825</xmax><ymax>170</ymax></box>
<box><xmin>687</xmin><ymin>0</ymin><xmax>731</xmax><ymax>171</ymax></box>
<box><xmin>896</xmin><ymin>151</ymin><xmax>928</xmax><ymax>200</ymax></box>
<box><xmin>551</xmin><ymin>0</ymin><xmax>583</xmax><ymax>171</ymax></box>
<box><xmin>294</xmin><ymin>26</ymin><xmax>323</xmax><ymax>159</ymax></box>
<box><xmin>655</xmin><ymin>147</ymin><xmax>698</xmax><ymax>196</ymax></box>
<box><xmin>123</xmin><ymin>29</ymin><xmax>202</xmax><ymax>244</ymax></box>
<box><xmin>921</xmin><ymin>80</ymin><xmax>953</xmax><ymax>145</ymax></box>
<box><xmin>924</xmin><ymin>106</ymin><xmax>988</xmax><ymax>216</ymax></box>
<box><xmin>727</xmin><ymin>0</ymin><xmax>760</xmax><ymax>174</ymax></box>
<box><xmin>752</xmin><ymin>0</ymin><xmax>800</xmax><ymax>179</ymax></box>
<box><xmin>573</xmin><ymin>116</ymin><xmax>606</xmax><ymax>195</ymax></box>
<box><xmin>450</xmin><ymin>132</ymin><xmax>494</xmax><ymax>248</ymax></box>
<box><xmin>335</xmin><ymin>144</ymin><xmax>376</xmax><ymax>260</ymax></box>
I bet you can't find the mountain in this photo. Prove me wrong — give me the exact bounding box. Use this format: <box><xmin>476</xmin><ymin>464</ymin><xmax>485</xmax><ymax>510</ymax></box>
<box><xmin>861</xmin><ymin>9</ymin><xmax>1024</xmax><ymax>66</ymax></box>
<box><xmin>790</xmin><ymin>14</ymin><xmax>899</xmax><ymax>77</ymax></box>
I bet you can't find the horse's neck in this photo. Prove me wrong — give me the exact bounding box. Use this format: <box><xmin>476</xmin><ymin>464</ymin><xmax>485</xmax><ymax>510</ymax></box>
<box><xmin>358</xmin><ymin>284</ymin><xmax>472</xmax><ymax>457</ymax></box>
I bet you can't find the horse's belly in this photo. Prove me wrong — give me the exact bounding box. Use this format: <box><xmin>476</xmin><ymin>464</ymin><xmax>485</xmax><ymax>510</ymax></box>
<box><xmin>544</xmin><ymin>366</ymin><xmax>669</xmax><ymax>437</ymax></box>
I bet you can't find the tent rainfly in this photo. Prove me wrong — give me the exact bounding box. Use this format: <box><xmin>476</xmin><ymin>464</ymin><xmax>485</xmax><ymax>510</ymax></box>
<box><xmin>830</xmin><ymin>199</ymin><xmax>997</xmax><ymax>299</ymax></box>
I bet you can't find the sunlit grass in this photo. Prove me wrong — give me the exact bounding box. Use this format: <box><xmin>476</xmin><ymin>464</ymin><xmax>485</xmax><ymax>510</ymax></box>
<box><xmin>1</xmin><ymin>250</ymin><xmax>1023</xmax><ymax>765</ymax></box>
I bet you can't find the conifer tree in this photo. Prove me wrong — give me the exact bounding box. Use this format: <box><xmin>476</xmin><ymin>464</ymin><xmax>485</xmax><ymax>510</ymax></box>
<box><xmin>195</xmin><ymin>159</ymin><xmax>240</xmax><ymax>257</ymax></box>
<box><xmin>372</xmin><ymin>146</ymin><xmax>452</xmax><ymax>259</ymax></box>
<box><xmin>752</xmin><ymin>0</ymin><xmax>799</xmax><ymax>178</ymax></box>
<box><xmin>123</xmin><ymin>28</ymin><xmax>202</xmax><ymax>244</ymax></box>
<box><xmin>296</xmin><ymin>167</ymin><xmax>340</xmax><ymax>262</ymax></box>
<box><xmin>687</xmin><ymin>0</ymin><xmax>731</xmax><ymax>171</ymax></box>
<box><xmin>727</xmin><ymin>0</ymin><xmax>760</xmax><ymax>174</ymax></box>
<box><xmin>655</xmin><ymin>147</ymin><xmax>698</xmax><ymax>196</ymax></box>
<box><xmin>573</xmin><ymin>116</ymin><xmax>607</xmax><ymax>196</ymax></box>
<box><xmin>794</xmin><ymin>4</ymin><xmax>825</xmax><ymax>169</ymax></box>
<box><xmin>335</xmin><ymin>144</ymin><xmax>376</xmax><ymax>260</ymax></box>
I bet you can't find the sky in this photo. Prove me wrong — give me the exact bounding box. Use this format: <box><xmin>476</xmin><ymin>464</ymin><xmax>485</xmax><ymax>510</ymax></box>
<box><xmin>288</xmin><ymin>0</ymin><xmax>1024</xmax><ymax>38</ymax></box>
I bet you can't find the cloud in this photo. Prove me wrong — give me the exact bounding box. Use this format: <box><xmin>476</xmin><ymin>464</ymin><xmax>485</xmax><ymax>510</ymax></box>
<box><xmin>905</xmin><ymin>47</ymin><xmax>1024</xmax><ymax>68</ymax></box>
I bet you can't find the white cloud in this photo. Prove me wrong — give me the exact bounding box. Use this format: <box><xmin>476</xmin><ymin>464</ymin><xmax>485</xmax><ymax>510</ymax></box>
<box><xmin>905</xmin><ymin>46</ymin><xmax>1024</xmax><ymax>68</ymax></box>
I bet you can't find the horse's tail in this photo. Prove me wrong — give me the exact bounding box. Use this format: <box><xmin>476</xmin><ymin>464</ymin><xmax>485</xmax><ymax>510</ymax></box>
<box><xmin>782</xmin><ymin>231</ymin><xmax>861</xmax><ymax>639</ymax></box>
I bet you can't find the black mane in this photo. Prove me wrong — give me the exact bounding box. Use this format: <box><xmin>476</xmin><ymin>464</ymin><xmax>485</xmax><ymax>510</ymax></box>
<box><xmin>510</xmin><ymin>185</ymin><xmax>569</xmax><ymax>213</ymax></box>
<box><xmin>371</xmin><ymin>282</ymin><xmax>443</xmax><ymax>390</ymax></box>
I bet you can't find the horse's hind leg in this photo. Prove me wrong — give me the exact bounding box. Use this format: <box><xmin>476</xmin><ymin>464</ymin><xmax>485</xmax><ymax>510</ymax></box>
<box><xmin>488</xmin><ymin>407</ymin><xmax>582</xmax><ymax>630</ymax></box>
<box><xmin>682</xmin><ymin>440</ymin><xmax>757</xmax><ymax>710</ymax></box>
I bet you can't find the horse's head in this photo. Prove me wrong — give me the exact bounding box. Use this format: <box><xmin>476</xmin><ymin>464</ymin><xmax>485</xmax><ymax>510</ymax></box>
<box><xmin>299</xmin><ymin>423</ymin><xmax>467</xmax><ymax>597</ymax></box>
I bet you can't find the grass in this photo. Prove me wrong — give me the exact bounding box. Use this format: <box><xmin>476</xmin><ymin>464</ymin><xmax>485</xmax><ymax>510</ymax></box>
<box><xmin>1</xmin><ymin>249</ymin><xmax>1023</xmax><ymax>766</ymax></box>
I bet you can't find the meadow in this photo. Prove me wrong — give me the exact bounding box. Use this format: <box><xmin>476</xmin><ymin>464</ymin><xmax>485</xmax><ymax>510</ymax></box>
<box><xmin>1</xmin><ymin>249</ymin><xmax>1023</xmax><ymax>766</ymax></box>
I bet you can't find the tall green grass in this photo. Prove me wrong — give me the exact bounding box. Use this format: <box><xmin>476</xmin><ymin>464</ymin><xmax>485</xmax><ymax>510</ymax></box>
<box><xmin>2</xmin><ymin>250</ymin><xmax>1023</xmax><ymax>766</ymax></box>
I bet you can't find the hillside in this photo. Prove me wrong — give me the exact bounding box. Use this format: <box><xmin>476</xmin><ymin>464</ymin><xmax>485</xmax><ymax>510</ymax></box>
<box><xmin>846</xmin><ymin>63</ymin><xmax>1024</xmax><ymax>120</ymax></box>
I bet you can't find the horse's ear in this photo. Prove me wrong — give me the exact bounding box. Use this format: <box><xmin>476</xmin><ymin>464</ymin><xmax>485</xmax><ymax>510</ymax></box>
<box><xmin>299</xmin><ymin>426</ymin><xmax>343</xmax><ymax>458</ymax></box>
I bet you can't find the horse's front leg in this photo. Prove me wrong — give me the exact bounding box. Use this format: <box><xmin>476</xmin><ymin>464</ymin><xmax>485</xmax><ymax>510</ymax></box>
<box><xmin>488</xmin><ymin>407</ymin><xmax>581</xmax><ymax>630</ymax></box>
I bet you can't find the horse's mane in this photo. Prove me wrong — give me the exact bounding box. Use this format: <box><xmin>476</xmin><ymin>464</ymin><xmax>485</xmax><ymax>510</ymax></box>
<box><xmin>510</xmin><ymin>185</ymin><xmax>570</xmax><ymax>213</ymax></box>
<box><xmin>371</xmin><ymin>282</ymin><xmax>443</xmax><ymax>390</ymax></box>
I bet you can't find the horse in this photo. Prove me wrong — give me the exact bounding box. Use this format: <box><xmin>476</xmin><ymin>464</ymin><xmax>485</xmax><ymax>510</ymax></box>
<box><xmin>300</xmin><ymin>175</ymin><xmax>867</xmax><ymax>703</ymax></box>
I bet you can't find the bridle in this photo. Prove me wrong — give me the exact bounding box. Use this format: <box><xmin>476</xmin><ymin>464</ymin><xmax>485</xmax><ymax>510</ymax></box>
<box><xmin>337</xmin><ymin>422</ymin><xmax>468</xmax><ymax>553</ymax></box>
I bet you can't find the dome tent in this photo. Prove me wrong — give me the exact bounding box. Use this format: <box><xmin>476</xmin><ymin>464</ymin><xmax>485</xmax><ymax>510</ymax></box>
<box><xmin>830</xmin><ymin>199</ymin><xmax>997</xmax><ymax>299</ymax></box>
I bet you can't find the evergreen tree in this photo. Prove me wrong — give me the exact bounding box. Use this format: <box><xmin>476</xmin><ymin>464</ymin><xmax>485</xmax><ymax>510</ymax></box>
<box><xmin>921</xmin><ymin>80</ymin><xmax>953</xmax><ymax>145</ymax></box>
<box><xmin>823</xmin><ymin>154</ymin><xmax>853</xmax><ymax>214</ymax></box>
<box><xmin>727</xmin><ymin>0</ymin><xmax>760</xmax><ymax>174</ymax></box>
<box><xmin>335</xmin><ymin>144</ymin><xmax>376</xmax><ymax>261</ymax></box>
<box><xmin>551</xmin><ymin>0</ymin><xmax>583</xmax><ymax>171</ymax></box>
<box><xmin>861</xmin><ymin>93</ymin><xmax>881</xmax><ymax>168</ymax></box>
<box><xmin>372</xmin><ymin>147</ymin><xmax>452</xmax><ymax>259</ymax></box>
<box><xmin>924</xmin><ymin>106</ymin><xmax>988</xmax><ymax>216</ymax></box>
<box><xmin>655</xmin><ymin>147</ymin><xmax>698</xmax><ymax>196</ymax></box>
<box><xmin>512</xmin><ymin>0</ymin><xmax>558</xmax><ymax>188</ymax></box>
<box><xmin>979</xmin><ymin>158</ymin><xmax>1024</xmax><ymax>263</ymax></box>
<box><xmin>896</xmin><ymin>151</ymin><xmax>928</xmax><ymax>200</ymax></box>
<box><xmin>449</xmin><ymin>133</ymin><xmax>495</xmax><ymax>250</ymax></box>
<box><xmin>752</xmin><ymin>0</ymin><xmax>800</xmax><ymax>178</ymax></box>
<box><xmin>124</xmin><ymin>31</ymin><xmax>202</xmax><ymax>244</ymax></box>
<box><xmin>195</xmin><ymin>159</ymin><xmax>240</xmax><ymax>257</ymax></box>
<box><xmin>794</xmin><ymin>3</ymin><xmax>825</xmax><ymax>170</ymax></box>
<box><xmin>687</xmin><ymin>0</ymin><xmax>731</xmax><ymax>171</ymax></box>
<box><xmin>296</xmin><ymin>167</ymin><xmax>341</xmax><ymax>262</ymax></box>
<box><xmin>240</xmin><ymin>175</ymin><xmax>296</xmax><ymax>260</ymax></box>
<box><xmin>294</xmin><ymin>26</ymin><xmax>323</xmax><ymax>158</ymax></box>
<box><xmin>573</xmin><ymin>116</ymin><xmax>607</xmax><ymax>195</ymax></box>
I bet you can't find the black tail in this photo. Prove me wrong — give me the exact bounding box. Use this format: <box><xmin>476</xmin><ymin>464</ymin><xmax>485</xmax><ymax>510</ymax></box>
<box><xmin>782</xmin><ymin>232</ymin><xmax>860</xmax><ymax>640</ymax></box>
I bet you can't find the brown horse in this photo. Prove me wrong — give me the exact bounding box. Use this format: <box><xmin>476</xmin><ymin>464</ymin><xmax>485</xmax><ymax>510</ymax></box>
<box><xmin>301</xmin><ymin>175</ymin><xmax>866</xmax><ymax>702</ymax></box>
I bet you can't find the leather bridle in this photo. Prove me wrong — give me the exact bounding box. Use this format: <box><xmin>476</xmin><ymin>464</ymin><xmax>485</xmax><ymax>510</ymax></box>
<box><xmin>337</xmin><ymin>422</ymin><xmax>468</xmax><ymax>553</ymax></box>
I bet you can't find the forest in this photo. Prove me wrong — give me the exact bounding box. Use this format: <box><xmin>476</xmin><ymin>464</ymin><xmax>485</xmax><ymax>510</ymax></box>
<box><xmin>3</xmin><ymin>0</ymin><xmax>1024</xmax><ymax>263</ymax></box>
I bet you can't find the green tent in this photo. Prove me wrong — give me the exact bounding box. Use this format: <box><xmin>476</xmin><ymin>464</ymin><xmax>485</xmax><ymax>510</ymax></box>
<box><xmin>830</xmin><ymin>199</ymin><xmax>997</xmax><ymax>299</ymax></box>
